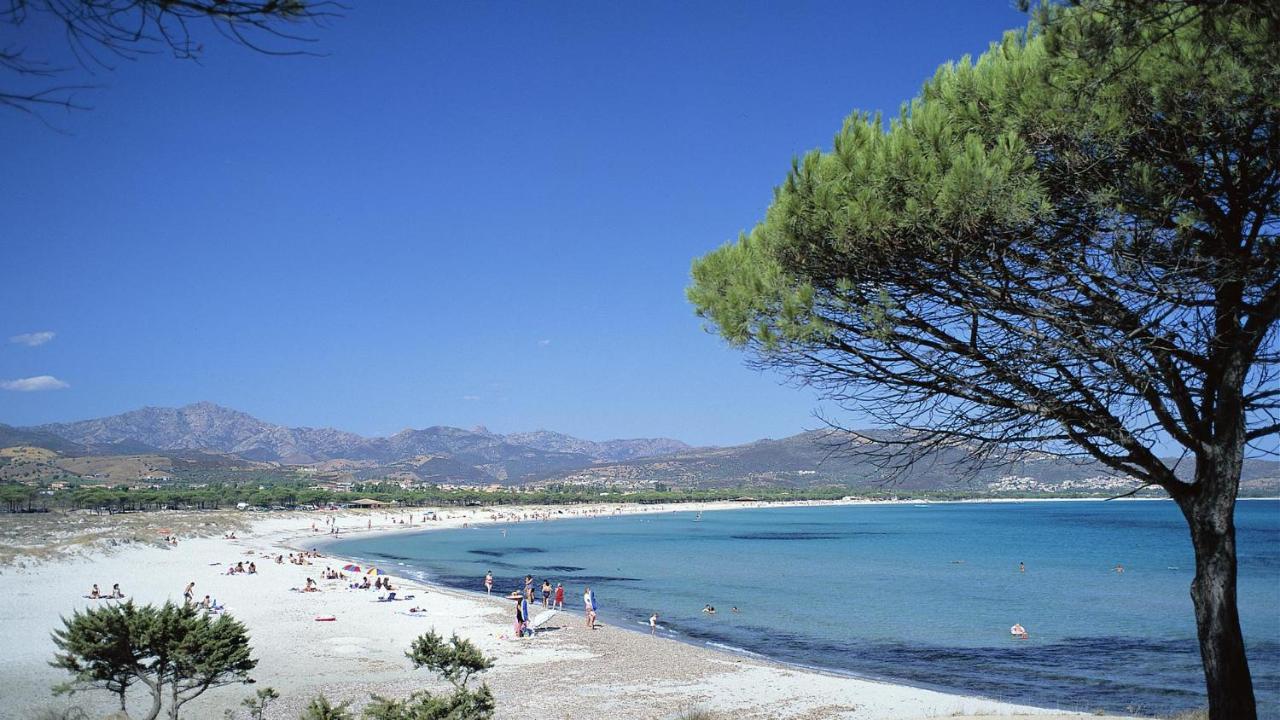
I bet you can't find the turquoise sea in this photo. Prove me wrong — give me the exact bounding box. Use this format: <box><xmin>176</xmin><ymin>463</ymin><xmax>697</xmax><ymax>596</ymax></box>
<box><xmin>326</xmin><ymin>500</ymin><xmax>1280</xmax><ymax>717</ymax></box>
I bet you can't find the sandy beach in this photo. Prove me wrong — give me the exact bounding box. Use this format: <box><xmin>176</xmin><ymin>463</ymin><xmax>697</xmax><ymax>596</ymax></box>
<box><xmin>0</xmin><ymin>503</ymin><xmax>1132</xmax><ymax>720</ymax></box>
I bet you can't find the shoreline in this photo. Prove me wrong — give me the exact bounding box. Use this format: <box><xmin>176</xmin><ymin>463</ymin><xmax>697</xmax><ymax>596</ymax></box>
<box><xmin>0</xmin><ymin>503</ymin><xmax>1152</xmax><ymax>719</ymax></box>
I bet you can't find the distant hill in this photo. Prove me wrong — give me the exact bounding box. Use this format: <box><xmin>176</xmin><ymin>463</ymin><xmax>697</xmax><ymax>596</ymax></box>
<box><xmin>505</xmin><ymin>430</ymin><xmax>690</xmax><ymax>462</ymax></box>
<box><xmin>0</xmin><ymin>423</ymin><xmax>87</xmax><ymax>455</ymax></box>
<box><xmin>530</xmin><ymin>429</ymin><xmax>1280</xmax><ymax>497</ymax></box>
<box><xmin>18</xmin><ymin>402</ymin><xmax>693</xmax><ymax>484</ymax></box>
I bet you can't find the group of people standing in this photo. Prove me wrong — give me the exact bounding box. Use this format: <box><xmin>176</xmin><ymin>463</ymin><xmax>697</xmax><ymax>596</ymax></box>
<box><xmin>488</xmin><ymin>571</ymin><xmax>598</xmax><ymax>637</ymax></box>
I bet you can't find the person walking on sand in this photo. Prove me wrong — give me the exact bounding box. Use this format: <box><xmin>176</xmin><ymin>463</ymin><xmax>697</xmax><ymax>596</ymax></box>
<box><xmin>554</xmin><ymin>582</ymin><xmax>564</xmax><ymax>609</ymax></box>
<box><xmin>524</xmin><ymin>575</ymin><xmax>534</xmax><ymax>602</ymax></box>
<box><xmin>650</xmin><ymin>612</ymin><xmax>658</xmax><ymax>635</ymax></box>
<box><xmin>584</xmin><ymin>587</ymin><xmax>597</xmax><ymax>629</ymax></box>
<box><xmin>542</xmin><ymin>579</ymin><xmax>552</xmax><ymax>607</ymax></box>
<box><xmin>484</xmin><ymin>571</ymin><xmax>493</xmax><ymax>594</ymax></box>
<box><xmin>183</xmin><ymin>582</ymin><xmax>195</xmax><ymax>605</ymax></box>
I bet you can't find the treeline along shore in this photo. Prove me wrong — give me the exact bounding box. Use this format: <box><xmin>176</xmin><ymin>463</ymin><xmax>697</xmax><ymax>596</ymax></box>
<box><xmin>0</xmin><ymin>478</ymin><xmax>1183</xmax><ymax>516</ymax></box>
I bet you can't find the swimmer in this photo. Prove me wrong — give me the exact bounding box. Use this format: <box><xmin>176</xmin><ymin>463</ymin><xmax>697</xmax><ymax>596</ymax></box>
<box><xmin>702</xmin><ymin>604</ymin><xmax>716</xmax><ymax>615</ymax></box>
<box><xmin>1114</xmin><ymin>563</ymin><xmax>1125</xmax><ymax>574</ymax></box>
<box><xmin>1010</xmin><ymin>623</ymin><xmax>1028</xmax><ymax>638</ymax></box>
<box><xmin>731</xmin><ymin>606</ymin><xmax>740</xmax><ymax>613</ymax></box>
<box><xmin>1019</xmin><ymin>561</ymin><xmax>1025</xmax><ymax>573</ymax></box>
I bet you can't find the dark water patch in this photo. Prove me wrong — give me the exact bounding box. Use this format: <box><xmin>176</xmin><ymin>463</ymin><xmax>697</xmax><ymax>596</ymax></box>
<box><xmin>465</xmin><ymin>546</ymin><xmax>547</xmax><ymax>558</ymax></box>
<box><xmin>475</xmin><ymin>560</ymin><xmax>522</xmax><ymax>571</ymax></box>
<box><xmin>561</xmin><ymin>575</ymin><xmax>642</xmax><ymax>584</ymax></box>
<box><xmin>534</xmin><ymin>565</ymin><xmax>585</xmax><ymax>573</ymax></box>
<box><xmin>729</xmin><ymin>531</ymin><xmax>888</xmax><ymax>541</ymax></box>
<box><xmin>369</xmin><ymin>552</ymin><xmax>412</xmax><ymax>561</ymax></box>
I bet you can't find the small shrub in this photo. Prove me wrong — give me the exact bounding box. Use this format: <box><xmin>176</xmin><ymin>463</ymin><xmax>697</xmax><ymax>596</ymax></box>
<box><xmin>242</xmin><ymin>687</ymin><xmax>280</xmax><ymax>720</ymax></box>
<box><xmin>300</xmin><ymin>694</ymin><xmax>354</xmax><ymax>720</ymax></box>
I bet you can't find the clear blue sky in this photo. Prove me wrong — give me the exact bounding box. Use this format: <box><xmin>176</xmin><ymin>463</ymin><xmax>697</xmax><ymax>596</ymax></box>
<box><xmin>0</xmin><ymin>1</ymin><xmax>1028</xmax><ymax>445</ymax></box>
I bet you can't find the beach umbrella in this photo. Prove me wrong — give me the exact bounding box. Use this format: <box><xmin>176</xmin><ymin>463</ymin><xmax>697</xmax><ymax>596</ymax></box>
<box><xmin>366</xmin><ymin>567</ymin><xmax>388</xmax><ymax>576</ymax></box>
<box><xmin>342</xmin><ymin>564</ymin><xmax>361</xmax><ymax>573</ymax></box>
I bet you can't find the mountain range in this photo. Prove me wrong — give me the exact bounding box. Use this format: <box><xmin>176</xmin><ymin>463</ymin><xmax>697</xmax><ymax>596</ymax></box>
<box><xmin>3</xmin><ymin>403</ymin><xmax>1277</xmax><ymax>494</ymax></box>
<box><xmin>12</xmin><ymin>402</ymin><xmax>689</xmax><ymax>482</ymax></box>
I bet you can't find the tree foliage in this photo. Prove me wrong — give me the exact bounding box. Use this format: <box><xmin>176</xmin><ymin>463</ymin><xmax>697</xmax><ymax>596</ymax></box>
<box><xmin>239</xmin><ymin>687</ymin><xmax>279</xmax><ymax>720</ymax></box>
<box><xmin>51</xmin><ymin>600</ymin><xmax>257</xmax><ymax>720</ymax></box>
<box><xmin>360</xmin><ymin>631</ymin><xmax>495</xmax><ymax>720</ymax></box>
<box><xmin>299</xmin><ymin>695</ymin><xmax>354</xmax><ymax>720</ymax></box>
<box><xmin>405</xmin><ymin>632</ymin><xmax>493</xmax><ymax>691</ymax></box>
<box><xmin>688</xmin><ymin>2</ymin><xmax>1277</xmax><ymax>718</ymax></box>
<box><xmin>361</xmin><ymin>687</ymin><xmax>496</xmax><ymax>720</ymax></box>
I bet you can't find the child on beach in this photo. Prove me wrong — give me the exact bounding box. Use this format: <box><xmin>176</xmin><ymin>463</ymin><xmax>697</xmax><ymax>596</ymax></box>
<box><xmin>554</xmin><ymin>582</ymin><xmax>564</xmax><ymax>609</ymax></box>
<box><xmin>514</xmin><ymin>598</ymin><xmax>526</xmax><ymax>638</ymax></box>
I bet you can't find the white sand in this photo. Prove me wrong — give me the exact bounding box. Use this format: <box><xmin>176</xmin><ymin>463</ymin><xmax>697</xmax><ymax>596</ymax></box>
<box><xmin>0</xmin><ymin>504</ymin><xmax>1127</xmax><ymax>719</ymax></box>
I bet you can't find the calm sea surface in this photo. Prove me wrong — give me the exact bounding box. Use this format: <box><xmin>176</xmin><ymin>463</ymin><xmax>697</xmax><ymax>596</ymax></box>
<box><xmin>326</xmin><ymin>500</ymin><xmax>1280</xmax><ymax>717</ymax></box>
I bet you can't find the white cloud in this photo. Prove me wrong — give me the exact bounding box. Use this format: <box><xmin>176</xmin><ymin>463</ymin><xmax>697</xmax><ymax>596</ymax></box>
<box><xmin>537</xmin><ymin>339</ymin><xmax>552</xmax><ymax>347</ymax></box>
<box><xmin>462</xmin><ymin>395</ymin><xmax>481</xmax><ymax>401</ymax></box>
<box><xmin>9</xmin><ymin>331</ymin><xmax>55</xmax><ymax>347</ymax></box>
<box><xmin>1</xmin><ymin>375</ymin><xmax>70</xmax><ymax>391</ymax></box>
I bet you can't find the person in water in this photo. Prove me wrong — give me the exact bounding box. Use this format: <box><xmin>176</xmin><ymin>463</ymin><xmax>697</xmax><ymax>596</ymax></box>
<box><xmin>484</xmin><ymin>571</ymin><xmax>493</xmax><ymax>594</ymax></box>
<box><xmin>650</xmin><ymin>613</ymin><xmax>658</xmax><ymax>635</ymax></box>
<box><xmin>1010</xmin><ymin>623</ymin><xmax>1028</xmax><ymax>638</ymax></box>
<box><xmin>703</xmin><ymin>604</ymin><xmax>716</xmax><ymax>615</ymax></box>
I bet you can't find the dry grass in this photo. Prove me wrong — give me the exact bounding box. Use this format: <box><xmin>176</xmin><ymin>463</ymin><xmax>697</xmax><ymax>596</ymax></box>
<box><xmin>0</xmin><ymin>510</ymin><xmax>250</xmax><ymax>566</ymax></box>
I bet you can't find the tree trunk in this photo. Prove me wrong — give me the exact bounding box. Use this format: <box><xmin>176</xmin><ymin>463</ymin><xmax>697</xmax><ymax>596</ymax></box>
<box><xmin>139</xmin><ymin>681</ymin><xmax>162</xmax><ymax>720</ymax></box>
<box><xmin>1179</xmin><ymin>462</ymin><xmax>1256</xmax><ymax>720</ymax></box>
